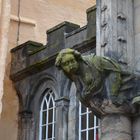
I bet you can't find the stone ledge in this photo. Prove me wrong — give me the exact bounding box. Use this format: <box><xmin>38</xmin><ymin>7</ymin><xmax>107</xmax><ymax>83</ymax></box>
<box><xmin>46</xmin><ymin>21</ymin><xmax>80</xmax><ymax>34</ymax></box>
<box><xmin>55</xmin><ymin>97</ymin><xmax>70</xmax><ymax>102</ymax></box>
<box><xmin>11</xmin><ymin>40</ymin><xmax>43</xmax><ymax>53</ymax></box>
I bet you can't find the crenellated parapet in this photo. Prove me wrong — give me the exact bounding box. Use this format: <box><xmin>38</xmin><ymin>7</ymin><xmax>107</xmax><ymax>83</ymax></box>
<box><xmin>10</xmin><ymin>6</ymin><xmax>96</xmax><ymax>83</ymax></box>
<box><xmin>10</xmin><ymin>7</ymin><xmax>96</xmax><ymax>140</ymax></box>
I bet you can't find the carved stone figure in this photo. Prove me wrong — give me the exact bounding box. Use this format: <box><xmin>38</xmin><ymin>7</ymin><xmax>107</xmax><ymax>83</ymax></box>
<box><xmin>55</xmin><ymin>48</ymin><xmax>140</xmax><ymax>116</ymax></box>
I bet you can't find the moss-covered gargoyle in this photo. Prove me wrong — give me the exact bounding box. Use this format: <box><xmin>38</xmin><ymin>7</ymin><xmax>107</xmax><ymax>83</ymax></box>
<box><xmin>55</xmin><ymin>48</ymin><xmax>140</xmax><ymax>116</ymax></box>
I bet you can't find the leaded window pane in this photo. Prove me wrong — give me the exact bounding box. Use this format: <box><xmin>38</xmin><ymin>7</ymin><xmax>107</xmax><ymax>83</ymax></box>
<box><xmin>81</xmin><ymin>114</ymin><xmax>86</xmax><ymax>130</ymax></box>
<box><xmin>79</xmin><ymin>102</ymin><xmax>100</xmax><ymax>140</ymax></box>
<box><xmin>89</xmin><ymin>113</ymin><xmax>94</xmax><ymax>128</ymax></box>
<box><xmin>48</xmin><ymin>109</ymin><xmax>53</xmax><ymax>123</ymax></box>
<box><xmin>39</xmin><ymin>89</ymin><xmax>55</xmax><ymax>140</ymax></box>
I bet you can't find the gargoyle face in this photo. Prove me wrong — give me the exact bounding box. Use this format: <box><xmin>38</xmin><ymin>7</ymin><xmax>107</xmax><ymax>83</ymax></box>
<box><xmin>61</xmin><ymin>54</ymin><xmax>79</xmax><ymax>74</ymax></box>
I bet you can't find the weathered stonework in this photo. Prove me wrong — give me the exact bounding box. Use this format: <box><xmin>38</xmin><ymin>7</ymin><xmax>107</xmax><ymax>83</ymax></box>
<box><xmin>55</xmin><ymin>48</ymin><xmax>140</xmax><ymax>118</ymax></box>
<box><xmin>55</xmin><ymin>97</ymin><xmax>70</xmax><ymax>140</ymax></box>
<box><xmin>10</xmin><ymin>6</ymin><xmax>96</xmax><ymax>140</ymax></box>
<box><xmin>101</xmin><ymin>114</ymin><xmax>132</xmax><ymax>140</ymax></box>
<box><xmin>0</xmin><ymin>0</ymin><xmax>95</xmax><ymax>140</ymax></box>
<box><xmin>10</xmin><ymin>1</ymin><xmax>140</xmax><ymax>139</ymax></box>
<box><xmin>96</xmin><ymin>0</ymin><xmax>140</xmax><ymax>140</ymax></box>
<box><xmin>96</xmin><ymin>0</ymin><xmax>134</xmax><ymax>71</ymax></box>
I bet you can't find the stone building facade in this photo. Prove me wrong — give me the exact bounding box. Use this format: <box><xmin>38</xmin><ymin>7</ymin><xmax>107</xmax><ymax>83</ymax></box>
<box><xmin>1</xmin><ymin>0</ymin><xmax>140</xmax><ymax>140</ymax></box>
<box><xmin>10</xmin><ymin>6</ymin><xmax>97</xmax><ymax>140</ymax></box>
<box><xmin>0</xmin><ymin>0</ymin><xmax>94</xmax><ymax>140</ymax></box>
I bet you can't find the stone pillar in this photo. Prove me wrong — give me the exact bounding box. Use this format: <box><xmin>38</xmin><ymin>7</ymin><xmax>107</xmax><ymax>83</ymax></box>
<box><xmin>96</xmin><ymin>0</ymin><xmax>135</xmax><ymax>139</ymax></box>
<box><xmin>55</xmin><ymin>97</ymin><xmax>70</xmax><ymax>140</ymax></box>
<box><xmin>132</xmin><ymin>108</ymin><xmax>140</xmax><ymax>140</ymax></box>
<box><xmin>19</xmin><ymin>111</ymin><xmax>34</xmax><ymax>140</ymax></box>
<box><xmin>133</xmin><ymin>1</ymin><xmax>140</xmax><ymax>138</ymax></box>
<box><xmin>95</xmin><ymin>0</ymin><xmax>140</xmax><ymax>139</ymax></box>
<box><xmin>101</xmin><ymin>114</ymin><xmax>132</xmax><ymax>140</ymax></box>
<box><xmin>96</xmin><ymin>0</ymin><xmax>134</xmax><ymax>70</ymax></box>
<box><xmin>133</xmin><ymin>116</ymin><xmax>140</xmax><ymax>140</ymax></box>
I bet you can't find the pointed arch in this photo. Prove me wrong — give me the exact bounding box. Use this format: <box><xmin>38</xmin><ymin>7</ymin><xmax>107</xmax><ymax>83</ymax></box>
<box><xmin>39</xmin><ymin>88</ymin><xmax>56</xmax><ymax>140</ymax></box>
<box><xmin>28</xmin><ymin>74</ymin><xmax>58</xmax><ymax>111</ymax></box>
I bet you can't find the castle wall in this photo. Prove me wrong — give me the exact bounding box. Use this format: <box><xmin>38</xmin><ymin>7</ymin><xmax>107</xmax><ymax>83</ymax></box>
<box><xmin>0</xmin><ymin>0</ymin><xmax>95</xmax><ymax>140</ymax></box>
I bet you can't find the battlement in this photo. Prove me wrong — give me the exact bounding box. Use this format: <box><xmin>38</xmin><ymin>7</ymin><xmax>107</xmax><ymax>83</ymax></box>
<box><xmin>10</xmin><ymin>6</ymin><xmax>96</xmax><ymax>81</ymax></box>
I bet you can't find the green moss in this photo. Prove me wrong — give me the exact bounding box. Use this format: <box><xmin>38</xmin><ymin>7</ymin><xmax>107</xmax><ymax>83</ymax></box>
<box><xmin>111</xmin><ymin>74</ymin><xmax>122</xmax><ymax>96</ymax></box>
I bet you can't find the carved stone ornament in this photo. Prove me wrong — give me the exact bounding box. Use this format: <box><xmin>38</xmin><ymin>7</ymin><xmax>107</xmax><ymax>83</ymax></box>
<box><xmin>55</xmin><ymin>48</ymin><xmax>140</xmax><ymax>117</ymax></box>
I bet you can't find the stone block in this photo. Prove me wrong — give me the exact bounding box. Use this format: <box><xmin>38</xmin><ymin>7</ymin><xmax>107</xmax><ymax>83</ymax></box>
<box><xmin>68</xmin><ymin>103</ymin><xmax>78</xmax><ymax>121</ymax></box>
<box><xmin>46</xmin><ymin>21</ymin><xmax>80</xmax><ymax>55</ymax></box>
<box><xmin>65</xmin><ymin>26</ymin><xmax>87</xmax><ymax>48</ymax></box>
<box><xmin>10</xmin><ymin>41</ymin><xmax>44</xmax><ymax>75</ymax></box>
<box><xmin>101</xmin><ymin>115</ymin><xmax>132</xmax><ymax>140</ymax></box>
<box><xmin>68</xmin><ymin>119</ymin><xmax>78</xmax><ymax>140</ymax></box>
<box><xmin>86</xmin><ymin>6</ymin><xmax>96</xmax><ymax>39</ymax></box>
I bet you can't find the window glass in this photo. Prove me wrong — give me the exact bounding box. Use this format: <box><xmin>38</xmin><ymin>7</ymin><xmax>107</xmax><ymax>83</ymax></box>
<box><xmin>79</xmin><ymin>102</ymin><xmax>100</xmax><ymax>140</ymax></box>
<box><xmin>39</xmin><ymin>88</ymin><xmax>56</xmax><ymax>140</ymax></box>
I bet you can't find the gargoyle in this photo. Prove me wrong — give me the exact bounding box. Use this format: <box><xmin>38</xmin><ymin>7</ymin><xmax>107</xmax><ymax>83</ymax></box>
<box><xmin>55</xmin><ymin>48</ymin><xmax>140</xmax><ymax>115</ymax></box>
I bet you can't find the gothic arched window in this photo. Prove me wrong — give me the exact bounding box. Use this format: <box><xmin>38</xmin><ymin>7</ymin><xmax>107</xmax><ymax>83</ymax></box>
<box><xmin>79</xmin><ymin>102</ymin><xmax>100</xmax><ymax>140</ymax></box>
<box><xmin>39</xmin><ymin>88</ymin><xmax>56</xmax><ymax>140</ymax></box>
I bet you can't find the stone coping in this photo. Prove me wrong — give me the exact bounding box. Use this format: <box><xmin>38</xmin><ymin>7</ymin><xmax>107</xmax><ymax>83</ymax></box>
<box><xmin>86</xmin><ymin>5</ymin><xmax>96</xmax><ymax>13</ymax></box>
<box><xmin>11</xmin><ymin>41</ymin><xmax>43</xmax><ymax>53</ymax></box>
<box><xmin>65</xmin><ymin>25</ymin><xmax>87</xmax><ymax>38</ymax></box>
<box><xmin>46</xmin><ymin>21</ymin><xmax>80</xmax><ymax>34</ymax></box>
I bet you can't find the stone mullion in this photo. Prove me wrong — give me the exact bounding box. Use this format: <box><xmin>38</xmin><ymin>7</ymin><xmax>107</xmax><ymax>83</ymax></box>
<box><xmin>55</xmin><ymin>97</ymin><xmax>70</xmax><ymax>140</ymax></box>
